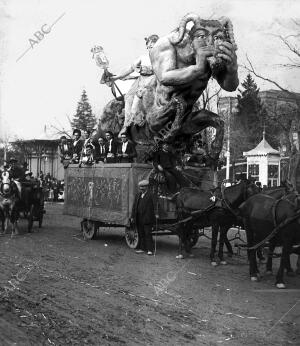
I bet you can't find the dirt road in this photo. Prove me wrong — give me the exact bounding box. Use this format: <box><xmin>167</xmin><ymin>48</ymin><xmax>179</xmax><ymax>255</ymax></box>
<box><xmin>0</xmin><ymin>203</ymin><xmax>299</xmax><ymax>345</ymax></box>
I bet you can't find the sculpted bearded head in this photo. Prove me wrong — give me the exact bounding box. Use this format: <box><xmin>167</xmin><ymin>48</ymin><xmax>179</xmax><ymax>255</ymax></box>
<box><xmin>171</xmin><ymin>13</ymin><xmax>237</xmax><ymax>73</ymax></box>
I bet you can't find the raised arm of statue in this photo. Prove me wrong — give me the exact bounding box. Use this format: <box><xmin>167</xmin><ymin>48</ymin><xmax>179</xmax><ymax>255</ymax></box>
<box><xmin>111</xmin><ymin>56</ymin><xmax>142</xmax><ymax>81</ymax></box>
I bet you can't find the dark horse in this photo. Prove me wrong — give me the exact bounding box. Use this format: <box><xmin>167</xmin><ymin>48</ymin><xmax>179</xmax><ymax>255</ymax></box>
<box><xmin>174</xmin><ymin>180</ymin><xmax>259</xmax><ymax>260</ymax></box>
<box><xmin>0</xmin><ymin>171</ymin><xmax>19</xmax><ymax>237</ymax></box>
<box><xmin>151</xmin><ymin>166</ymin><xmax>234</xmax><ymax>262</ymax></box>
<box><xmin>261</xmin><ymin>185</ymin><xmax>300</xmax><ymax>275</ymax></box>
<box><xmin>239</xmin><ymin>193</ymin><xmax>300</xmax><ymax>288</ymax></box>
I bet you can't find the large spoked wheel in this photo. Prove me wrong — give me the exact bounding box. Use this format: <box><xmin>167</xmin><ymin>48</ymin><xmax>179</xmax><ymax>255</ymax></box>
<box><xmin>27</xmin><ymin>205</ymin><xmax>34</xmax><ymax>232</ymax></box>
<box><xmin>82</xmin><ymin>219</ymin><xmax>97</xmax><ymax>240</ymax></box>
<box><xmin>125</xmin><ymin>224</ymin><xmax>140</xmax><ymax>249</ymax></box>
<box><xmin>189</xmin><ymin>228</ymin><xmax>200</xmax><ymax>248</ymax></box>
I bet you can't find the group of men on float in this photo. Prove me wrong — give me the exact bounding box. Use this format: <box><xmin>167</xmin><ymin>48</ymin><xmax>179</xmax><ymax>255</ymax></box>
<box><xmin>58</xmin><ymin>129</ymin><xmax>137</xmax><ymax>166</ymax></box>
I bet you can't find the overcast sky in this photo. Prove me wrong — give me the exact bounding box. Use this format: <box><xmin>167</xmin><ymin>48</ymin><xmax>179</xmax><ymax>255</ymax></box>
<box><xmin>0</xmin><ymin>0</ymin><xmax>300</xmax><ymax>140</ymax></box>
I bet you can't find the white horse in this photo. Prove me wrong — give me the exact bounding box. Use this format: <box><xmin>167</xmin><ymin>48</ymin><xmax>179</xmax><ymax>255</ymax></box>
<box><xmin>0</xmin><ymin>171</ymin><xmax>19</xmax><ymax>237</ymax></box>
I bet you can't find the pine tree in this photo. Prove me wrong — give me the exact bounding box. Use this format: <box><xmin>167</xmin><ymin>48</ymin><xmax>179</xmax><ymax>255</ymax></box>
<box><xmin>71</xmin><ymin>90</ymin><xmax>97</xmax><ymax>132</ymax></box>
<box><xmin>233</xmin><ymin>74</ymin><xmax>267</xmax><ymax>153</ymax></box>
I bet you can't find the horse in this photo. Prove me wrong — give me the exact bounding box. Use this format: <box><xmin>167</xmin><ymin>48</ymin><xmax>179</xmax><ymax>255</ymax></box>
<box><xmin>261</xmin><ymin>185</ymin><xmax>300</xmax><ymax>275</ymax></box>
<box><xmin>151</xmin><ymin>165</ymin><xmax>235</xmax><ymax>262</ymax></box>
<box><xmin>239</xmin><ymin>193</ymin><xmax>300</xmax><ymax>288</ymax></box>
<box><xmin>0</xmin><ymin>171</ymin><xmax>20</xmax><ymax>236</ymax></box>
<box><xmin>174</xmin><ymin>180</ymin><xmax>259</xmax><ymax>261</ymax></box>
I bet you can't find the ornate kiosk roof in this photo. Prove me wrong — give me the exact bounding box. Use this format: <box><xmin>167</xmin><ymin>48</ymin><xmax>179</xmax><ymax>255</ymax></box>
<box><xmin>243</xmin><ymin>133</ymin><xmax>279</xmax><ymax>157</ymax></box>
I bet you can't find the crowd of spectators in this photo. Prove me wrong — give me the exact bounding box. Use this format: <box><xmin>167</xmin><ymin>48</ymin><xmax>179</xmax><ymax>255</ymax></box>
<box><xmin>58</xmin><ymin>129</ymin><xmax>137</xmax><ymax>167</ymax></box>
<box><xmin>37</xmin><ymin>171</ymin><xmax>64</xmax><ymax>202</ymax></box>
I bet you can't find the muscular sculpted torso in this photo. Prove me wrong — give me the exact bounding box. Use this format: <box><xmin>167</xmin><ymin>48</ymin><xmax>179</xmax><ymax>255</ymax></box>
<box><xmin>104</xmin><ymin>14</ymin><xmax>239</xmax><ymax>162</ymax></box>
<box><xmin>151</xmin><ymin>35</ymin><xmax>212</xmax><ymax>109</ymax></box>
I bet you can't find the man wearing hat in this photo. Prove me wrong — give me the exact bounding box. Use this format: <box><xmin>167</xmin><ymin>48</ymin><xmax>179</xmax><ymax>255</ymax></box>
<box><xmin>7</xmin><ymin>157</ymin><xmax>25</xmax><ymax>198</ymax></box>
<box><xmin>153</xmin><ymin>142</ymin><xmax>186</xmax><ymax>193</ymax></box>
<box><xmin>131</xmin><ymin>179</ymin><xmax>156</xmax><ymax>255</ymax></box>
<box><xmin>71</xmin><ymin>129</ymin><xmax>83</xmax><ymax>163</ymax></box>
<box><xmin>24</xmin><ymin>170</ymin><xmax>33</xmax><ymax>181</ymax></box>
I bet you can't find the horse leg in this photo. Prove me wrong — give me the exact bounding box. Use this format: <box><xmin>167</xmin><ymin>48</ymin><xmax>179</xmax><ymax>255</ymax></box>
<box><xmin>224</xmin><ymin>229</ymin><xmax>233</xmax><ymax>257</ymax></box>
<box><xmin>3</xmin><ymin>217</ymin><xmax>8</xmax><ymax>234</ymax></box>
<box><xmin>245</xmin><ymin>221</ymin><xmax>259</xmax><ymax>281</ymax></box>
<box><xmin>11</xmin><ymin>205</ymin><xmax>19</xmax><ymax>237</ymax></box>
<box><xmin>275</xmin><ymin>239</ymin><xmax>292</xmax><ymax>289</ymax></box>
<box><xmin>296</xmin><ymin>255</ymin><xmax>300</xmax><ymax>275</ymax></box>
<box><xmin>3</xmin><ymin>207</ymin><xmax>9</xmax><ymax>235</ymax></box>
<box><xmin>176</xmin><ymin>225</ymin><xmax>184</xmax><ymax>259</ymax></box>
<box><xmin>183</xmin><ymin>224</ymin><xmax>191</xmax><ymax>256</ymax></box>
<box><xmin>210</xmin><ymin>224</ymin><xmax>218</xmax><ymax>266</ymax></box>
<box><xmin>218</xmin><ymin>225</ymin><xmax>227</xmax><ymax>265</ymax></box>
<box><xmin>257</xmin><ymin>247</ymin><xmax>265</xmax><ymax>262</ymax></box>
<box><xmin>266</xmin><ymin>241</ymin><xmax>275</xmax><ymax>274</ymax></box>
<box><xmin>0</xmin><ymin>209</ymin><xmax>4</xmax><ymax>234</ymax></box>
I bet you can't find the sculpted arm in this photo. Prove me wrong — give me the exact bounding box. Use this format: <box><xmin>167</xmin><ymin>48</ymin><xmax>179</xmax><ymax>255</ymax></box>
<box><xmin>112</xmin><ymin>56</ymin><xmax>142</xmax><ymax>81</ymax></box>
<box><xmin>215</xmin><ymin>41</ymin><xmax>239</xmax><ymax>91</ymax></box>
<box><xmin>151</xmin><ymin>38</ymin><xmax>208</xmax><ymax>86</ymax></box>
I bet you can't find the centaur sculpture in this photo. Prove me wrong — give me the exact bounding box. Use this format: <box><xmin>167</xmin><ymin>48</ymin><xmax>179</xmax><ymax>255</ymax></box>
<box><xmin>97</xmin><ymin>13</ymin><xmax>238</xmax><ymax>164</ymax></box>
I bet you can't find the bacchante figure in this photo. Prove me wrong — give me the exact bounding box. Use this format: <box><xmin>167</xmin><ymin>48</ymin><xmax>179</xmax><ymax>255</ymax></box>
<box><xmin>111</xmin><ymin>34</ymin><xmax>159</xmax><ymax>135</ymax></box>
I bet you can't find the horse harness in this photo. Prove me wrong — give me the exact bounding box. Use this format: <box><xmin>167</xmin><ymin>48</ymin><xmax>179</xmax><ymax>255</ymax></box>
<box><xmin>219</xmin><ymin>182</ymin><xmax>248</xmax><ymax>218</ymax></box>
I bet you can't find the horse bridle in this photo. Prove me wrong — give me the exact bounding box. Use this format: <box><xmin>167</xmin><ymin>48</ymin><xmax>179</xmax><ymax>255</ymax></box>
<box><xmin>219</xmin><ymin>181</ymin><xmax>248</xmax><ymax>217</ymax></box>
<box><xmin>0</xmin><ymin>174</ymin><xmax>10</xmax><ymax>196</ymax></box>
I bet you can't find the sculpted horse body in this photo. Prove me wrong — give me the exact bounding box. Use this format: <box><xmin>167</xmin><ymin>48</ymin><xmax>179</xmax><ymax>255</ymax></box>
<box><xmin>0</xmin><ymin>171</ymin><xmax>19</xmax><ymax>236</ymax></box>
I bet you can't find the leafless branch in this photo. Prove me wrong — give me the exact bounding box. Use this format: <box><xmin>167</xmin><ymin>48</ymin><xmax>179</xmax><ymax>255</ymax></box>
<box><xmin>50</xmin><ymin>125</ymin><xmax>72</xmax><ymax>139</ymax></box>
<box><xmin>276</xmin><ymin>63</ymin><xmax>300</xmax><ymax>69</ymax></box>
<box><xmin>291</xmin><ymin>18</ymin><xmax>300</xmax><ymax>27</ymax></box>
<box><xmin>241</xmin><ymin>55</ymin><xmax>294</xmax><ymax>95</ymax></box>
<box><xmin>279</xmin><ymin>36</ymin><xmax>300</xmax><ymax>58</ymax></box>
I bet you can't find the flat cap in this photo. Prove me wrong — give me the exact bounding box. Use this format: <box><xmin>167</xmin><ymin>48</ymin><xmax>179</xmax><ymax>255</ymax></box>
<box><xmin>138</xmin><ymin>179</ymin><xmax>149</xmax><ymax>187</ymax></box>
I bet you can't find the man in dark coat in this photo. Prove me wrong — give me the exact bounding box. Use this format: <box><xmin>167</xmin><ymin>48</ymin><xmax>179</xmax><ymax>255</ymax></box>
<box><xmin>58</xmin><ymin>136</ymin><xmax>73</xmax><ymax>163</ymax></box>
<box><xmin>71</xmin><ymin>129</ymin><xmax>83</xmax><ymax>163</ymax></box>
<box><xmin>105</xmin><ymin>131</ymin><xmax>118</xmax><ymax>163</ymax></box>
<box><xmin>8</xmin><ymin>158</ymin><xmax>25</xmax><ymax>181</ymax></box>
<box><xmin>131</xmin><ymin>179</ymin><xmax>156</xmax><ymax>255</ymax></box>
<box><xmin>117</xmin><ymin>133</ymin><xmax>137</xmax><ymax>163</ymax></box>
<box><xmin>97</xmin><ymin>137</ymin><xmax>106</xmax><ymax>162</ymax></box>
<box><xmin>7</xmin><ymin>157</ymin><xmax>25</xmax><ymax>199</ymax></box>
<box><xmin>153</xmin><ymin>142</ymin><xmax>185</xmax><ymax>193</ymax></box>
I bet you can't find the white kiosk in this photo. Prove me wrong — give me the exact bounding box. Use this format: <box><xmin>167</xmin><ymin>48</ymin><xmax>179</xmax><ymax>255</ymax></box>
<box><xmin>243</xmin><ymin>132</ymin><xmax>280</xmax><ymax>187</ymax></box>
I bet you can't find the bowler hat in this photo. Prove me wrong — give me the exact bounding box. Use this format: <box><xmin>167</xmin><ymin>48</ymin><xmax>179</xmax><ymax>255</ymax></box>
<box><xmin>73</xmin><ymin>129</ymin><xmax>81</xmax><ymax>136</ymax></box>
<box><xmin>9</xmin><ymin>157</ymin><xmax>17</xmax><ymax>163</ymax></box>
